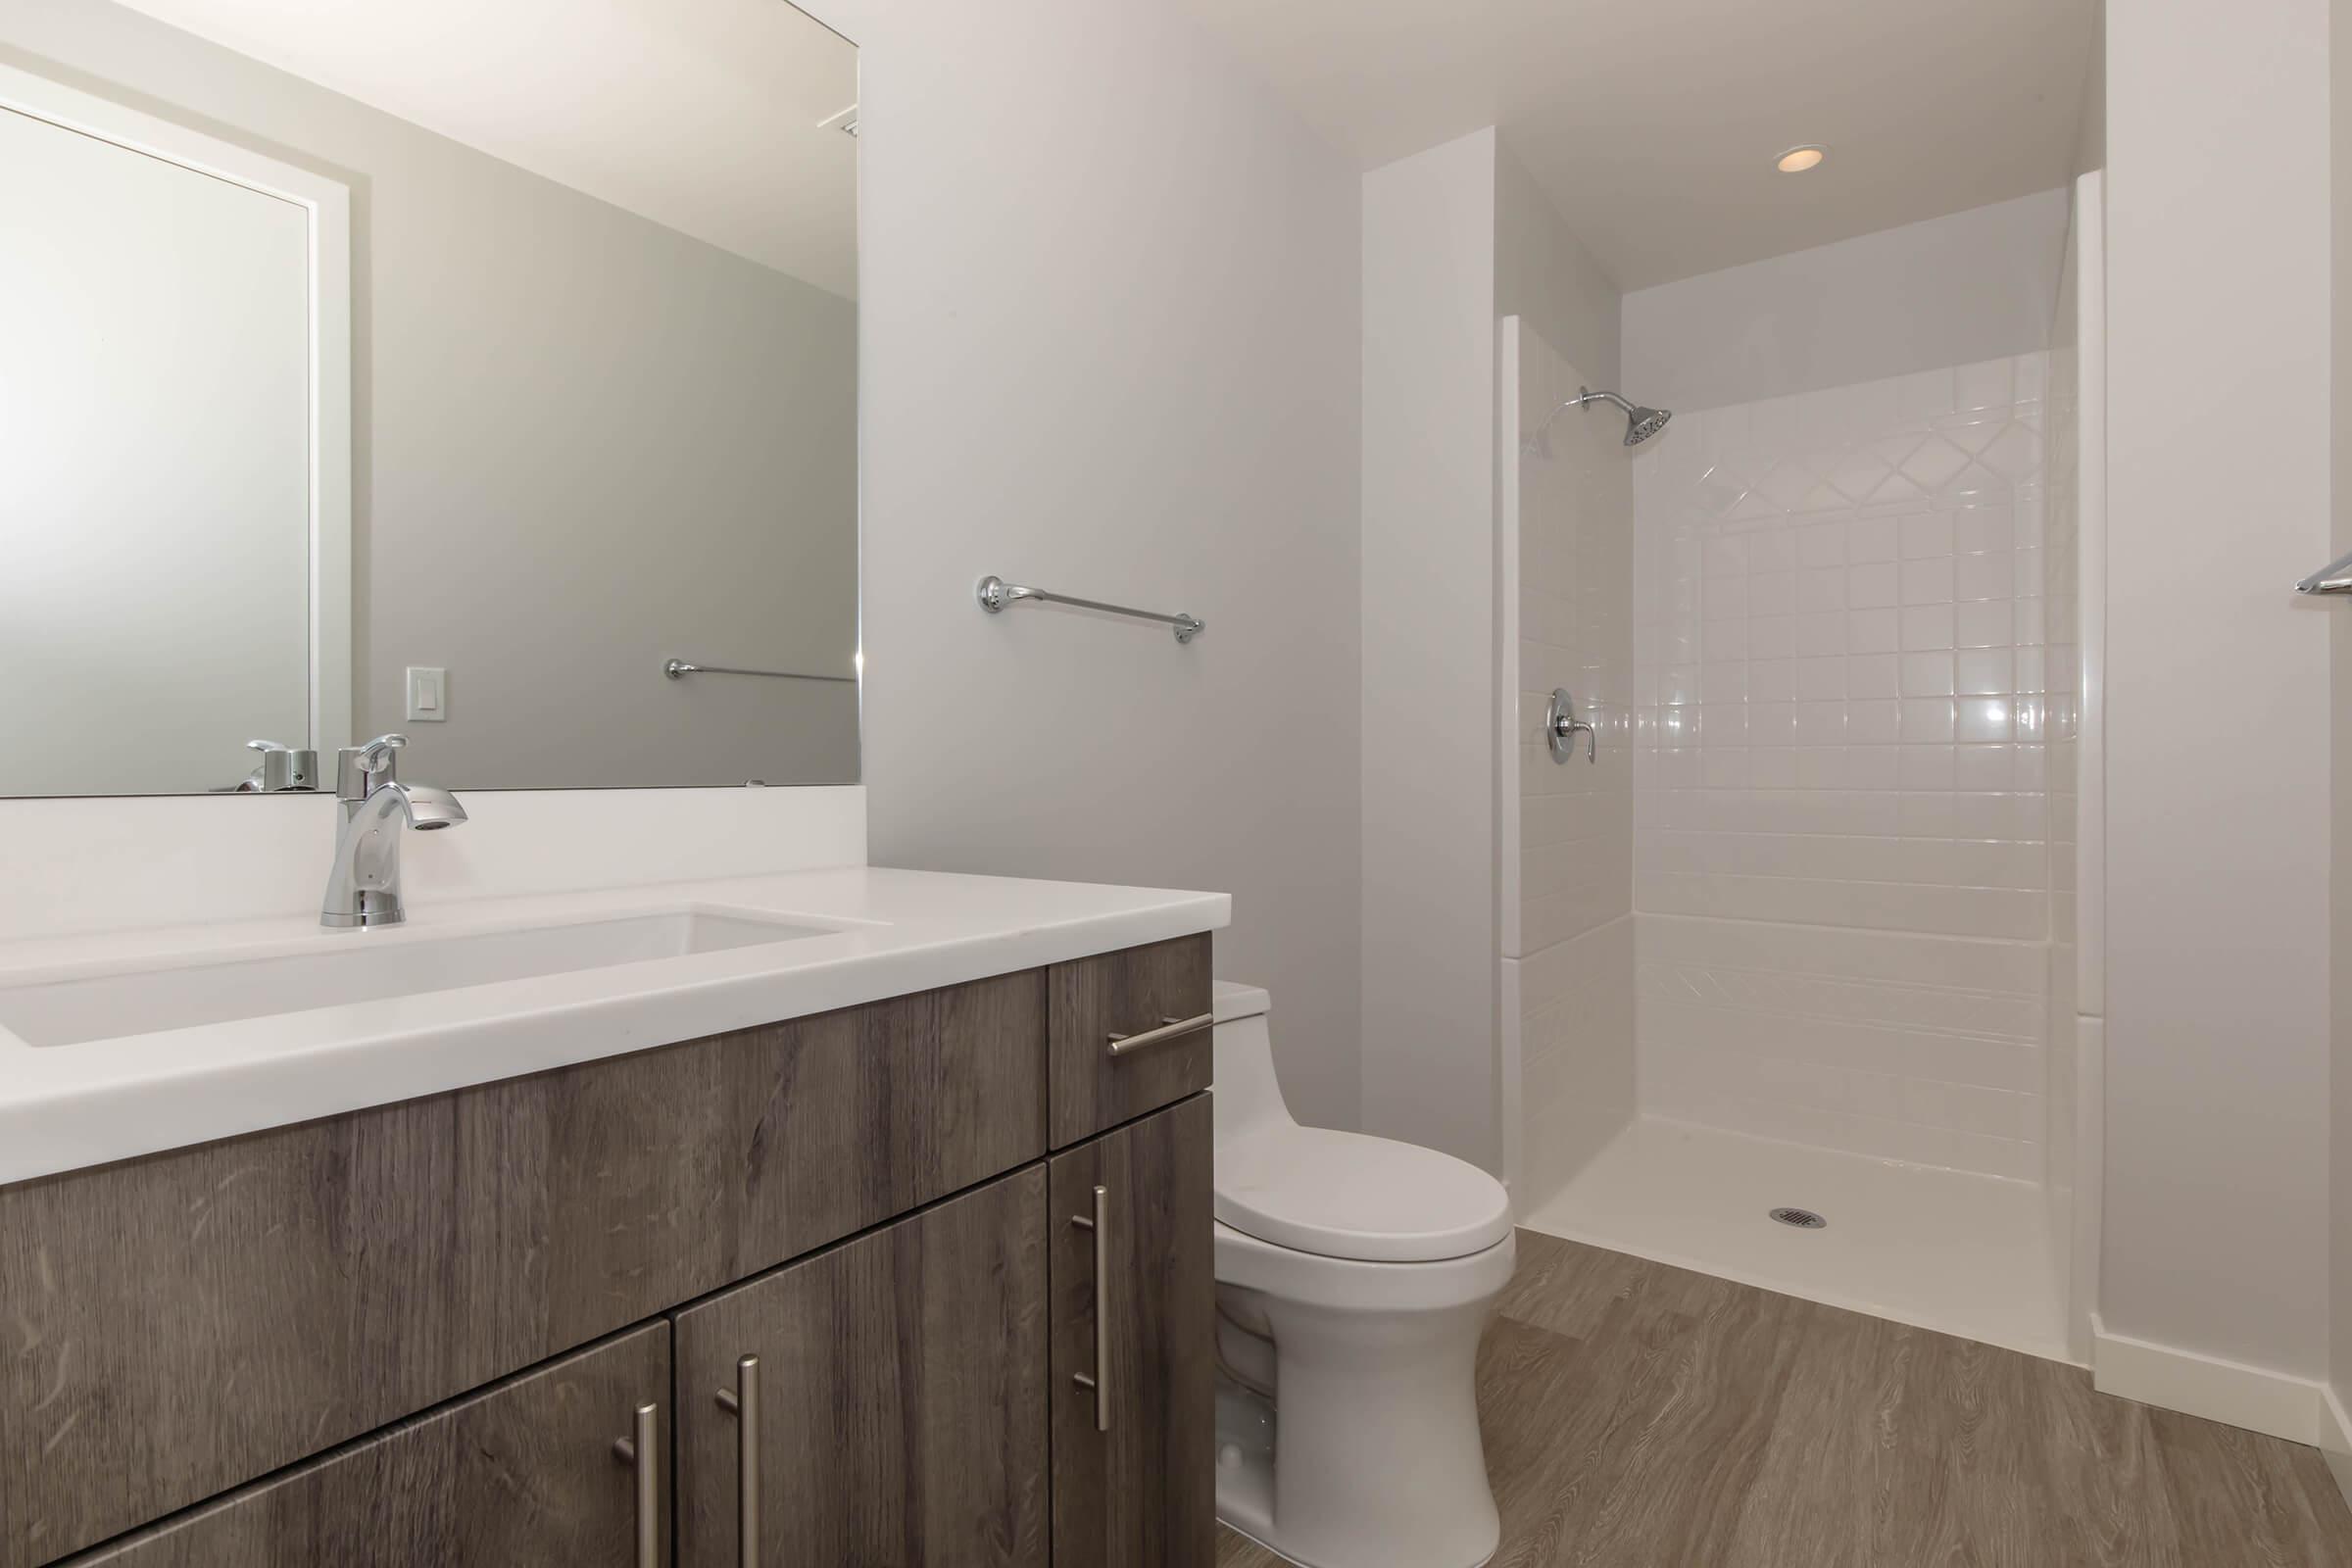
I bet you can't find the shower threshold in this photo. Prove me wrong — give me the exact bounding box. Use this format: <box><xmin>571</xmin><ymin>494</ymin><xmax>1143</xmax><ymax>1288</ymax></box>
<box><xmin>1518</xmin><ymin>1115</ymin><xmax>2072</xmax><ymax>1364</ymax></box>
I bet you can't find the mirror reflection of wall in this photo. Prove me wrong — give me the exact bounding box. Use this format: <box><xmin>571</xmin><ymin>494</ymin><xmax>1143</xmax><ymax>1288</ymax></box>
<box><xmin>1</xmin><ymin>90</ymin><xmax>318</xmax><ymax>796</ymax></box>
<box><xmin>0</xmin><ymin>0</ymin><xmax>858</xmax><ymax>796</ymax></box>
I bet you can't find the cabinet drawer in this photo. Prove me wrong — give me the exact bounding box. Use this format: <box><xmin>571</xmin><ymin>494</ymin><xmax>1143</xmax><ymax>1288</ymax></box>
<box><xmin>0</xmin><ymin>969</ymin><xmax>1046</xmax><ymax>1568</ymax></box>
<box><xmin>1049</xmin><ymin>1096</ymin><xmax>1215</xmax><ymax>1567</ymax></box>
<box><xmin>1048</xmin><ymin>935</ymin><xmax>1211</xmax><ymax>1148</ymax></box>
<box><xmin>673</xmin><ymin>1168</ymin><xmax>1050</xmax><ymax>1567</ymax></box>
<box><xmin>69</xmin><ymin>1324</ymin><xmax>672</xmax><ymax>1568</ymax></box>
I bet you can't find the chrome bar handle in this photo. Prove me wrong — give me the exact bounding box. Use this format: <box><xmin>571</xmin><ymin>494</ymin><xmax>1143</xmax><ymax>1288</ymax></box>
<box><xmin>2298</xmin><ymin>549</ymin><xmax>2352</xmax><ymax>594</ymax></box>
<box><xmin>1546</xmin><ymin>688</ymin><xmax>1596</xmax><ymax>764</ymax></box>
<box><xmin>663</xmin><ymin>658</ymin><xmax>855</xmax><ymax>685</ymax></box>
<box><xmin>1070</xmin><ymin>1184</ymin><xmax>1111</xmax><ymax>1432</ymax></box>
<box><xmin>714</xmin><ymin>1354</ymin><xmax>760</xmax><ymax>1567</ymax></box>
<box><xmin>1105</xmin><ymin>1011</ymin><xmax>1212</xmax><ymax>1058</ymax></box>
<box><xmin>976</xmin><ymin>574</ymin><xmax>1204</xmax><ymax>644</ymax></box>
<box><xmin>610</xmin><ymin>1401</ymin><xmax>659</xmax><ymax>1568</ymax></box>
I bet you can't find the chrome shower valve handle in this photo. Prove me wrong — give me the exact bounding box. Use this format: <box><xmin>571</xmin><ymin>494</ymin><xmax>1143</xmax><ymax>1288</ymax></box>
<box><xmin>1545</xmin><ymin>688</ymin><xmax>1596</xmax><ymax>764</ymax></box>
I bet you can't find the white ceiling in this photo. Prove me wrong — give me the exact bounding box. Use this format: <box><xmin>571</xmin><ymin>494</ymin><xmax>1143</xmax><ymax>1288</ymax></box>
<box><xmin>117</xmin><ymin>0</ymin><xmax>858</xmax><ymax>298</ymax></box>
<box><xmin>1175</xmin><ymin>0</ymin><xmax>2097</xmax><ymax>290</ymax></box>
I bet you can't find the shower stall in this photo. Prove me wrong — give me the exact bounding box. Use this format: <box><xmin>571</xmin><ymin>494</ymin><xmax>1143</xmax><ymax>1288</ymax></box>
<box><xmin>1498</xmin><ymin>176</ymin><xmax>2103</xmax><ymax>1363</ymax></box>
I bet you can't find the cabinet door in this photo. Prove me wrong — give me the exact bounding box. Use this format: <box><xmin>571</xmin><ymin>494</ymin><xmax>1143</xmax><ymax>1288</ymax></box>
<box><xmin>673</xmin><ymin>1168</ymin><xmax>1050</xmax><ymax>1568</ymax></box>
<box><xmin>1048</xmin><ymin>934</ymin><xmax>1211</xmax><ymax>1148</ymax></box>
<box><xmin>0</xmin><ymin>969</ymin><xmax>1046</xmax><ymax>1568</ymax></box>
<box><xmin>74</xmin><ymin>1323</ymin><xmax>672</xmax><ymax>1567</ymax></box>
<box><xmin>1049</xmin><ymin>1096</ymin><xmax>1215</xmax><ymax>1567</ymax></box>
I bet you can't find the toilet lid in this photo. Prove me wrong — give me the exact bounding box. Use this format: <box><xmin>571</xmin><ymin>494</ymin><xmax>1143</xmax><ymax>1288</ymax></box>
<box><xmin>1213</xmin><ymin>1126</ymin><xmax>1514</xmax><ymax>1263</ymax></box>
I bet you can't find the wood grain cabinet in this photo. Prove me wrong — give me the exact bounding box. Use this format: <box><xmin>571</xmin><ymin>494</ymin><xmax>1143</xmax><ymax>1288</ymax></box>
<box><xmin>6</xmin><ymin>944</ymin><xmax>1217</xmax><ymax>1568</ymax></box>
<box><xmin>672</xmin><ymin>1169</ymin><xmax>1052</xmax><ymax>1568</ymax></box>
<box><xmin>71</xmin><ymin>1324</ymin><xmax>673</xmax><ymax>1568</ymax></box>
<box><xmin>0</xmin><ymin>972</ymin><xmax>1044</xmax><ymax>1568</ymax></box>
<box><xmin>1048</xmin><ymin>1097</ymin><xmax>1216</xmax><ymax>1568</ymax></box>
<box><xmin>1048</xmin><ymin>934</ymin><xmax>1212</xmax><ymax>1148</ymax></box>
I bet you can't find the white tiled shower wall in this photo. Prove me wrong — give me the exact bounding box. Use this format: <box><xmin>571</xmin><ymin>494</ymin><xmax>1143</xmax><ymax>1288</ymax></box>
<box><xmin>1505</xmin><ymin>320</ymin><xmax>1637</xmax><ymax>1200</ymax></box>
<box><xmin>1631</xmin><ymin>354</ymin><xmax>2058</xmax><ymax>1179</ymax></box>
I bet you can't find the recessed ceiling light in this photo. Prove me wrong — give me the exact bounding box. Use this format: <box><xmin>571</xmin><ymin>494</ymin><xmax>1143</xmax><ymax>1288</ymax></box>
<box><xmin>1777</xmin><ymin>145</ymin><xmax>1826</xmax><ymax>173</ymax></box>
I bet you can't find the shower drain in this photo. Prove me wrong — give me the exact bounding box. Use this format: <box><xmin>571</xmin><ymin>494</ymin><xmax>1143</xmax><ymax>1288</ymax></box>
<box><xmin>1768</xmin><ymin>1206</ymin><xmax>1828</xmax><ymax>1230</ymax></box>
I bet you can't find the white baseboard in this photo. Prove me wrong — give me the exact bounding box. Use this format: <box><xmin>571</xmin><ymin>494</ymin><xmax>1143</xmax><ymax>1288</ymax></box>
<box><xmin>2321</xmin><ymin>1385</ymin><xmax>2352</xmax><ymax>1514</ymax></box>
<box><xmin>2090</xmin><ymin>1312</ymin><xmax>2326</xmax><ymax>1445</ymax></box>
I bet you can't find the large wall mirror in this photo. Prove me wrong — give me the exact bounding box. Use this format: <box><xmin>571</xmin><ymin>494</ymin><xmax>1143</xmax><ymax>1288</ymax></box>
<box><xmin>0</xmin><ymin>0</ymin><xmax>858</xmax><ymax>796</ymax></box>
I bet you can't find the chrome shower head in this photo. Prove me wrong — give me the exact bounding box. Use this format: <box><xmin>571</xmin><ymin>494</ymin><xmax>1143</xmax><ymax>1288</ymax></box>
<box><xmin>1576</xmin><ymin>386</ymin><xmax>1673</xmax><ymax>447</ymax></box>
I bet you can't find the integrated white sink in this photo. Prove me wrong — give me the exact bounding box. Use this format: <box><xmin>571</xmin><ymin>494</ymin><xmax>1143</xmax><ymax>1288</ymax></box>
<box><xmin>0</xmin><ymin>908</ymin><xmax>833</xmax><ymax>1048</ymax></box>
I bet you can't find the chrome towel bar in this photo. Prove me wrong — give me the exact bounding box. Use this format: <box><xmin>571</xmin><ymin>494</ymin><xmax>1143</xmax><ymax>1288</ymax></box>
<box><xmin>663</xmin><ymin>659</ymin><xmax>856</xmax><ymax>684</ymax></box>
<box><xmin>2297</xmin><ymin>550</ymin><xmax>2352</xmax><ymax>595</ymax></box>
<box><xmin>975</xmin><ymin>574</ymin><xmax>1203</xmax><ymax>644</ymax></box>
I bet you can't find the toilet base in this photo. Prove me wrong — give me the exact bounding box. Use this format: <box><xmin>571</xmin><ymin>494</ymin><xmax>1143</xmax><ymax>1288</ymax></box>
<box><xmin>1211</xmin><ymin>1224</ymin><xmax>1514</xmax><ymax>1568</ymax></box>
<box><xmin>1217</xmin><ymin>1482</ymin><xmax>1499</xmax><ymax>1568</ymax></box>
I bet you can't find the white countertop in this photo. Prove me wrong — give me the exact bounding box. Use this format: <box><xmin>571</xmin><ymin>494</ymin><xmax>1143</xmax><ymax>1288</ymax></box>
<box><xmin>0</xmin><ymin>866</ymin><xmax>1228</xmax><ymax>1186</ymax></box>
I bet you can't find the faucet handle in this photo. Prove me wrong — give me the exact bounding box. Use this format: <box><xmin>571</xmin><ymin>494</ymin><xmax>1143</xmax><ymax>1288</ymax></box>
<box><xmin>337</xmin><ymin>734</ymin><xmax>409</xmax><ymax>801</ymax></box>
<box><xmin>247</xmin><ymin>738</ymin><xmax>292</xmax><ymax>754</ymax></box>
<box><xmin>353</xmin><ymin>734</ymin><xmax>408</xmax><ymax>772</ymax></box>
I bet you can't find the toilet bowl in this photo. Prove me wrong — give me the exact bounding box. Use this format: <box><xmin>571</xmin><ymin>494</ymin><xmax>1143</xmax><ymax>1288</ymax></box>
<box><xmin>1209</xmin><ymin>981</ymin><xmax>1514</xmax><ymax>1568</ymax></box>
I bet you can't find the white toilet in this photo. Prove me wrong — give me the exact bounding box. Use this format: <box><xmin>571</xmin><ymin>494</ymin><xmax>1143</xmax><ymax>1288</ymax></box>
<box><xmin>1209</xmin><ymin>981</ymin><xmax>1516</xmax><ymax>1568</ymax></box>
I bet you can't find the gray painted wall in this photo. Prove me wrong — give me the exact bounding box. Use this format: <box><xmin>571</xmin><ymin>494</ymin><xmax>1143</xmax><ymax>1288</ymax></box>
<box><xmin>808</xmin><ymin>0</ymin><xmax>1367</xmax><ymax>1131</ymax></box>
<box><xmin>0</xmin><ymin>0</ymin><xmax>858</xmax><ymax>792</ymax></box>
<box><xmin>1360</xmin><ymin>126</ymin><xmax>1502</xmax><ymax>1170</ymax></box>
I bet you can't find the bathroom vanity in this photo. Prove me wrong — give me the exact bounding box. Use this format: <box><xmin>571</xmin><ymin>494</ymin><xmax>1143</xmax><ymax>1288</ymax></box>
<box><xmin>0</xmin><ymin>883</ymin><xmax>1221</xmax><ymax>1568</ymax></box>
<box><xmin>0</xmin><ymin>2</ymin><xmax>1237</xmax><ymax>1562</ymax></box>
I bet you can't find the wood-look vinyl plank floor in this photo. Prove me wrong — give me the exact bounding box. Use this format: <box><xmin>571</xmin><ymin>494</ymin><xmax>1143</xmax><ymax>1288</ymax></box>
<box><xmin>1213</xmin><ymin>1230</ymin><xmax>2352</xmax><ymax>1568</ymax></box>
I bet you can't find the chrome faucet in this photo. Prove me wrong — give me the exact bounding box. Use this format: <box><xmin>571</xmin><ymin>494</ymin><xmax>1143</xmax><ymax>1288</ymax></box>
<box><xmin>319</xmin><ymin>734</ymin><xmax>466</xmax><ymax>929</ymax></box>
<box><xmin>232</xmin><ymin>739</ymin><xmax>319</xmax><ymax>793</ymax></box>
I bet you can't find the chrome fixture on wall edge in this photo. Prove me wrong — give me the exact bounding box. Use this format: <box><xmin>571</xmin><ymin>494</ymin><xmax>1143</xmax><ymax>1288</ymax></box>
<box><xmin>2296</xmin><ymin>548</ymin><xmax>2352</xmax><ymax>595</ymax></box>
<box><xmin>975</xmin><ymin>575</ymin><xmax>1203</xmax><ymax>644</ymax></box>
<box><xmin>1545</xmin><ymin>688</ymin><xmax>1596</xmax><ymax>764</ymax></box>
<box><xmin>1525</xmin><ymin>386</ymin><xmax>1674</xmax><ymax>453</ymax></box>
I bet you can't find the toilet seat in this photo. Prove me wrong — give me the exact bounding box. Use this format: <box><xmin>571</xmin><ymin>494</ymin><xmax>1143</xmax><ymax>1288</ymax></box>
<box><xmin>1213</xmin><ymin>1125</ymin><xmax>1513</xmax><ymax>1263</ymax></box>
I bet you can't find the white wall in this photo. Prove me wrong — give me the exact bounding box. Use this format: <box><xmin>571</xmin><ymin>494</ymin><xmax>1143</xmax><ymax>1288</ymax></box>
<box><xmin>1359</xmin><ymin>126</ymin><xmax>1501</xmax><ymax>1166</ymax></box>
<box><xmin>1623</xmin><ymin>190</ymin><xmax>2068</xmax><ymax>414</ymax></box>
<box><xmin>0</xmin><ymin>786</ymin><xmax>865</xmax><ymax>944</ymax></box>
<box><xmin>2102</xmin><ymin>0</ymin><xmax>2334</xmax><ymax>1389</ymax></box>
<box><xmin>1505</xmin><ymin>318</ymin><xmax>1636</xmax><ymax>1203</ymax></box>
<box><xmin>0</xmin><ymin>0</ymin><xmax>859</xmax><ymax>793</ymax></box>
<box><xmin>1495</xmin><ymin>139</ymin><xmax>1620</xmax><ymax>391</ymax></box>
<box><xmin>808</xmin><ymin>0</ymin><xmax>1367</xmax><ymax>1131</ymax></box>
<box><xmin>2330</xmin><ymin>0</ymin><xmax>2352</xmax><ymax>1482</ymax></box>
<box><xmin>1355</xmin><ymin>126</ymin><xmax>1627</xmax><ymax>1177</ymax></box>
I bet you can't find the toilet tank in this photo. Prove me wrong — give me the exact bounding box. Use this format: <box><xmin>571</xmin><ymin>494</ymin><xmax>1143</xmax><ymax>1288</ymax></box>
<box><xmin>1211</xmin><ymin>981</ymin><xmax>1296</xmax><ymax>1146</ymax></box>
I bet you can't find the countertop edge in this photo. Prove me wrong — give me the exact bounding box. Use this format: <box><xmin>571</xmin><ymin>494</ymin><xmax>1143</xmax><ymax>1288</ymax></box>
<box><xmin>0</xmin><ymin>886</ymin><xmax>1228</xmax><ymax>1189</ymax></box>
